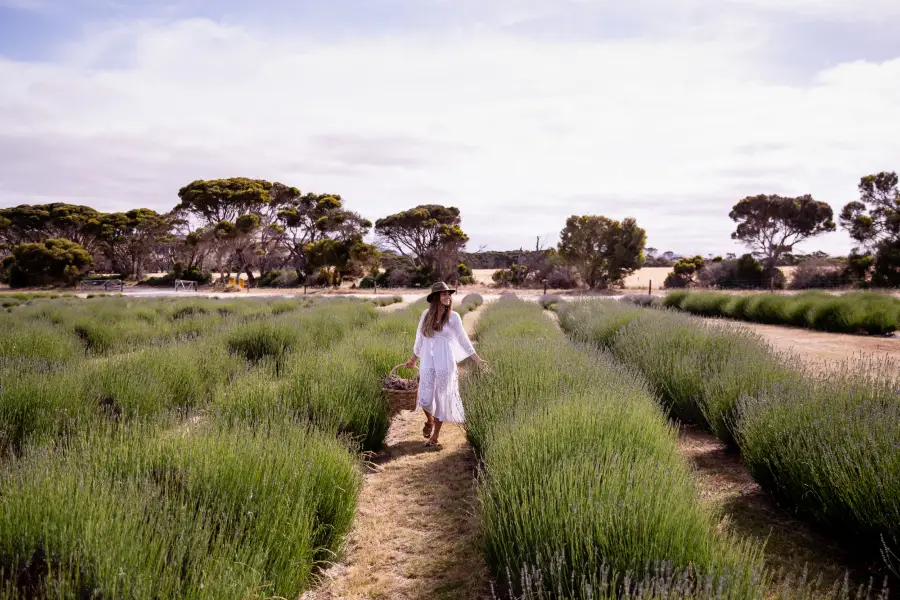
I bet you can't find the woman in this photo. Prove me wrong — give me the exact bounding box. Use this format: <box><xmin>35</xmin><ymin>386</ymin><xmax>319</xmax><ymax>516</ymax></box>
<box><xmin>403</xmin><ymin>281</ymin><xmax>487</xmax><ymax>447</ymax></box>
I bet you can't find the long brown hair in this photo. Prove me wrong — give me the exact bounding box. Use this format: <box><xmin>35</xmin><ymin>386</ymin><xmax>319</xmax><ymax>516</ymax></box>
<box><xmin>423</xmin><ymin>294</ymin><xmax>452</xmax><ymax>337</ymax></box>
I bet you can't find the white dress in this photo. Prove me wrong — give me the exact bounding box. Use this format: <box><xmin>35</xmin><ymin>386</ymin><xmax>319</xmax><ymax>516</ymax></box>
<box><xmin>413</xmin><ymin>309</ymin><xmax>476</xmax><ymax>423</ymax></box>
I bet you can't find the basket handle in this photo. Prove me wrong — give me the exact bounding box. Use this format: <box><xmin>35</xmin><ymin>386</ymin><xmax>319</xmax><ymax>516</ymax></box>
<box><xmin>390</xmin><ymin>363</ymin><xmax>419</xmax><ymax>377</ymax></box>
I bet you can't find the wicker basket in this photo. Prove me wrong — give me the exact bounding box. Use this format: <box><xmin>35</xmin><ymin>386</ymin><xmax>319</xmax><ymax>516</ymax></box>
<box><xmin>382</xmin><ymin>364</ymin><xmax>419</xmax><ymax>415</ymax></box>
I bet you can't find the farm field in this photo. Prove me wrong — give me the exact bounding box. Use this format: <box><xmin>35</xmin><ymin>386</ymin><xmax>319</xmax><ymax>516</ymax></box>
<box><xmin>553</xmin><ymin>298</ymin><xmax>898</xmax><ymax>593</ymax></box>
<box><xmin>0</xmin><ymin>294</ymin><xmax>425</xmax><ymax>598</ymax></box>
<box><xmin>1</xmin><ymin>293</ymin><xmax>898</xmax><ymax>599</ymax></box>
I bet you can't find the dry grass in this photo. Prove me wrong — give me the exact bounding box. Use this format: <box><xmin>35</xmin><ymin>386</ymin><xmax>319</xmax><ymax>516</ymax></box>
<box><xmin>302</xmin><ymin>305</ymin><xmax>494</xmax><ymax>600</ymax></box>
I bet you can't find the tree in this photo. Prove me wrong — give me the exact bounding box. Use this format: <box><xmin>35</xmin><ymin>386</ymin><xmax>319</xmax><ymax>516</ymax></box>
<box><xmin>558</xmin><ymin>216</ymin><xmax>647</xmax><ymax>289</ymax></box>
<box><xmin>98</xmin><ymin>209</ymin><xmax>171</xmax><ymax>279</ymax></box>
<box><xmin>276</xmin><ymin>192</ymin><xmax>371</xmax><ymax>283</ymax></box>
<box><xmin>840</xmin><ymin>171</ymin><xmax>900</xmax><ymax>287</ymax></box>
<box><xmin>0</xmin><ymin>203</ymin><xmax>103</xmax><ymax>253</ymax></box>
<box><xmin>375</xmin><ymin>205</ymin><xmax>469</xmax><ymax>284</ymax></box>
<box><xmin>729</xmin><ymin>194</ymin><xmax>835</xmax><ymax>270</ymax></box>
<box><xmin>176</xmin><ymin>178</ymin><xmax>296</xmax><ymax>284</ymax></box>
<box><xmin>3</xmin><ymin>238</ymin><xmax>94</xmax><ymax>287</ymax></box>
<box><xmin>306</xmin><ymin>236</ymin><xmax>380</xmax><ymax>287</ymax></box>
<box><xmin>664</xmin><ymin>255</ymin><xmax>704</xmax><ymax>288</ymax></box>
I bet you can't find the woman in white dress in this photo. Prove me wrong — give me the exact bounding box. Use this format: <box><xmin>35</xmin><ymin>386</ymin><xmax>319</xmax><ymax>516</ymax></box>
<box><xmin>403</xmin><ymin>281</ymin><xmax>487</xmax><ymax>447</ymax></box>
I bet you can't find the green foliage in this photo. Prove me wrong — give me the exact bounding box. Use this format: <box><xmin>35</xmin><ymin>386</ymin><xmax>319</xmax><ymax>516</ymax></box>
<box><xmin>255</xmin><ymin>269</ymin><xmax>300</xmax><ymax>288</ymax></box>
<box><xmin>558</xmin><ymin>298</ymin><xmax>900</xmax><ymax>580</ymax></box>
<box><xmin>729</xmin><ymin>194</ymin><xmax>835</xmax><ymax>268</ymax></box>
<box><xmin>97</xmin><ymin>209</ymin><xmax>171</xmax><ymax>278</ymax></box>
<box><xmin>139</xmin><ymin>263</ymin><xmax>212</xmax><ymax>287</ymax></box>
<box><xmin>665</xmin><ymin>290</ymin><xmax>900</xmax><ymax>334</ymax></box>
<box><xmin>696</xmin><ymin>254</ymin><xmax>785</xmax><ymax>289</ymax></box>
<box><xmin>0</xmin><ymin>203</ymin><xmax>102</xmax><ymax>251</ymax></box>
<box><xmin>465</xmin><ymin>299</ymin><xmax>764</xmax><ymax>598</ymax></box>
<box><xmin>375</xmin><ymin>205</ymin><xmax>469</xmax><ymax>282</ymax></box>
<box><xmin>735</xmin><ymin>359</ymin><xmax>900</xmax><ymax>566</ymax></box>
<box><xmin>457</xmin><ymin>262</ymin><xmax>475</xmax><ymax>285</ymax></box>
<box><xmin>491</xmin><ymin>264</ymin><xmax>529</xmax><ymax>287</ymax></box>
<box><xmin>0</xmin><ymin>419</ymin><xmax>361</xmax><ymax>599</ymax></box>
<box><xmin>840</xmin><ymin>171</ymin><xmax>900</xmax><ymax>287</ymax></box>
<box><xmin>176</xmin><ymin>178</ymin><xmax>275</xmax><ymax>224</ymax></box>
<box><xmin>558</xmin><ymin>215</ymin><xmax>647</xmax><ymax>289</ymax></box>
<box><xmin>558</xmin><ymin>300</ymin><xmax>792</xmax><ymax>444</ymax></box>
<box><xmin>664</xmin><ymin>255</ymin><xmax>704</xmax><ymax>288</ymax></box>
<box><xmin>4</xmin><ymin>238</ymin><xmax>94</xmax><ymax>287</ymax></box>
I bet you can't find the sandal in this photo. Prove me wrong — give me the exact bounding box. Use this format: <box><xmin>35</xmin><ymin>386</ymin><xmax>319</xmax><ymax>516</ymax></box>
<box><xmin>424</xmin><ymin>439</ymin><xmax>440</xmax><ymax>448</ymax></box>
<box><xmin>423</xmin><ymin>422</ymin><xmax>433</xmax><ymax>438</ymax></box>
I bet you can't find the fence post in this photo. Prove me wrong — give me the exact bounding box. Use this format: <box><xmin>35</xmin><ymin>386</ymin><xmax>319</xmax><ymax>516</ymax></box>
<box><xmin>374</xmin><ymin>280</ymin><xmax>378</xmax><ymax>295</ymax></box>
<box><xmin>648</xmin><ymin>280</ymin><xmax>652</xmax><ymax>296</ymax></box>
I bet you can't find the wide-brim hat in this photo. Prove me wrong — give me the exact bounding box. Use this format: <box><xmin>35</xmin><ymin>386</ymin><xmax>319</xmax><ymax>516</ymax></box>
<box><xmin>426</xmin><ymin>281</ymin><xmax>456</xmax><ymax>303</ymax></box>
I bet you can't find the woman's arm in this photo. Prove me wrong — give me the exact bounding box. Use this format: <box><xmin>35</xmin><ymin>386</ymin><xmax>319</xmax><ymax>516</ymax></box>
<box><xmin>451</xmin><ymin>311</ymin><xmax>484</xmax><ymax>363</ymax></box>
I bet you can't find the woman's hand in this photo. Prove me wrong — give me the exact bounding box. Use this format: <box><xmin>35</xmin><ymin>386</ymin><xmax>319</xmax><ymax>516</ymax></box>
<box><xmin>403</xmin><ymin>357</ymin><xmax>418</xmax><ymax>369</ymax></box>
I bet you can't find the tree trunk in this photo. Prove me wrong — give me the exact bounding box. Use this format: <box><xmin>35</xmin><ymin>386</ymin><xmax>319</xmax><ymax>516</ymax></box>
<box><xmin>244</xmin><ymin>267</ymin><xmax>255</xmax><ymax>285</ymax></box>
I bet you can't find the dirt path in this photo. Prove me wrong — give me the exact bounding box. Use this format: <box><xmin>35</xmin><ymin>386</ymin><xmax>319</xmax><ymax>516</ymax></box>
<box><xmin>720</xmin><ymin>320</ymin><xmax>899</xmax><ymax>371</ymax></box>
<box><xmin>676</xmin><ymin>426</ymin><xmax>864</xmax><ymax>591</ymax></box>
<box><xmin>303</xmin><ymin>306</ymin><xmax>493</xmax><ymax>600</ymax></box>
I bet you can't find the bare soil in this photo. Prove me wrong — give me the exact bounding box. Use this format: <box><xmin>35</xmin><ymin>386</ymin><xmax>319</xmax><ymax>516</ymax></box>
<box><xmin>720</xmin><ymin>320</ymin><xmax>900</xmax><ymax>371</ymax></box>
<box><xmin>303</xmin><ymin>306</ymin><xmax>494</xmax><ymax>600</ymax></box>
<box><xmin>677</xmin><ymin>426</ymin><xmax>862</xmax><ymax>592</ymax></box>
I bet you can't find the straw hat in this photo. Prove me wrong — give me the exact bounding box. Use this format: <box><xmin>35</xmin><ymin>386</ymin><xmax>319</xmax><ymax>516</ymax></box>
<box><xmin>426</xmin><ymin>281</ymin><xmax>456</xmax><ymax>303</ymax></box>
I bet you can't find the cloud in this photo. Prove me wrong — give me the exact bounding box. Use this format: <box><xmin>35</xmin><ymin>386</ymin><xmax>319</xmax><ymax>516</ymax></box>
<box><xmin>1</xmin><ymin>14</ymin><xmax>899</xmax><ymax>256</ymax></box>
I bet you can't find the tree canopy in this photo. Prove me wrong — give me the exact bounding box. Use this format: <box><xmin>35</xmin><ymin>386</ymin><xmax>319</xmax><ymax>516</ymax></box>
<box><xmin>2</xmin><ymin>238</ymin><xmax>94</xmax><ymax>287</ymax></box>
<box><xmin>664</xmin><ymin>255</ymin><xmax>705</xmax><ymax>288</ymax></box>
<box><xmin>98</xmin><ymin>209</ymin><xmax>171</xmax><ymax>278</ymax></box>
<box><xmin>729</xmin><ymin>194</ymin><xmax>835</xmax><ymax>270</ymax></box>
<box><xmin>557</xmin><ymin>215</ymin><xmax>646</xmax><ymax>289</ymax></box>
<box><xmin>374</xmin><ymin>205</ymin><xmax>468</xmax><ymax>283</ymax></box>
<box><xmin>0</xmin><ymin>203</ymin><xmax>102</xmax><ymax>252</ymax></box>
<box><xmin>276</xmin><ymin>192</ymin><xmax>372</xmax><ymax>282</ymax></box>
<box><xmin>175</xmin><ymin>178</ymin><xmax>275</xmax><ymax>224</ymax></box>
<box><xmin>840</xmin><ymin>171</ymin><xmax>900</xmax><ymax>286</ymax></box>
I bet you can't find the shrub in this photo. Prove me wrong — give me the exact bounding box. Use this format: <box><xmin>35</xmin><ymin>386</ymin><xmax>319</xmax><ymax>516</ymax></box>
<box><xmin>558</xmin><ymin>300</ymin><xmax>793</xmax><ymax>446</ymax></box>
<box><xmin>538</xmin><ymin>294</ymin><xmax>563</xmax><ymax>310</ymax></box>
<box><xmin>697</xmin><ymin>254</ymin><xmax>785</xmax><ymax>290</ymax></box>
<box><xmin>4</xmin><ymin>238</ymin><xmax>94</xmax><ymax>288</ymax></box>
<box><xmin>664</xmin><ymin>256</ymin><xmax>705</xmax><ymax>288</ymax></box>
<box><xmin>140</xmin><ymin>265</ymin><xmax>212</xmax><ymax>287</ymax></box>
<box><xmin>455</xmin><ymin>293</ymin><xmax>483</xmax><ymax>314</ymax></box>
<box><xmin>0</xmin><ymin>419</ymin><xmax>361</xmax><ymax>598</ymax></box>
<box><xmin>735</xmin><ymin>359</ymin><xmax>900</xmax><ymax>567</ymax></box>
<box><xmin>255</xmin><ymin>269</ymin><xmax>300</xmax><ymax>288</ymax></box>
<box><xmin>789</xmin><ymin>258</ymin><xmax>851</xmax><ymax>290</ymax></box>
<box><xmin>226</xmin><ymin>322</ymin><xmax>301</xmax><ymax>370</ymax></box>
<box><xmin>621</xmin><ymin>293</ymin><xmax>661</xmax><ymax>308</ymax></box>
<box><xmin>465</xmin><ymin>299</ymin><xmax>764</xmax><ymax>598</ymax></box>
<box><xmin>559</xmin><ymin>298</ymin><xmax>900</xmax><ymax>574</ymax></box>
<box><xmin>667</xmin><ymin>291</ymin><xmax>900</xmax><ymax>335</ymax></box>
<box><xmin>678</xmin><ymin>291</ymin><xmax>731</xmax><ymax>317</ymax></box>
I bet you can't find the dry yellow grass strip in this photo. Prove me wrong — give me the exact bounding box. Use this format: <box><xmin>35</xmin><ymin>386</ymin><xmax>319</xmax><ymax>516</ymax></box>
<box><xmin>303</xmin><ymin>306</ymin><xmax>493</xmax><ymax>600</ymax></box>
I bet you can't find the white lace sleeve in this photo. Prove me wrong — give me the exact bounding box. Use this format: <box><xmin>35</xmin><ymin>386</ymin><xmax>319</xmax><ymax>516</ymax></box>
<box><xmin>413</xmin><ymin>310</ymin><xmax>427</xmax><ymax>357</ymax></box>
<box><xmin>451</xmin><ymin>312</ymin><xmax>476</xmax><ymax>359</ymax></box>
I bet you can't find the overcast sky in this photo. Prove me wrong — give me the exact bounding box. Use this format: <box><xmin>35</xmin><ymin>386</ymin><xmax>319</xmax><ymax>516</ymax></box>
<box><xmin>1</xmin><ymin>0</ymin><xmax>899</xmax><ymax>256</ymax></box>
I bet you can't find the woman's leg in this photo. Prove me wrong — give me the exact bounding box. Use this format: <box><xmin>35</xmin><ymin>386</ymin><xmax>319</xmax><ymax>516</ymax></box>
<box><xmin>426</xmin><ymin>419</ymin><xmax>443</xmax><ymax>445</ymax></box>
<box><xmin>422</xmin><ymin>408</ymin><xmax>435</xmax><ymax>438</ymax></box>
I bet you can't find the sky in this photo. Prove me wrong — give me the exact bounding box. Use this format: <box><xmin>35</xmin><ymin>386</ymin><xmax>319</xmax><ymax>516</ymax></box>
<box><xmin>1</xmin><ymin>0</ymin><xmax>899</xmax><ymax>256</ymax></box>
